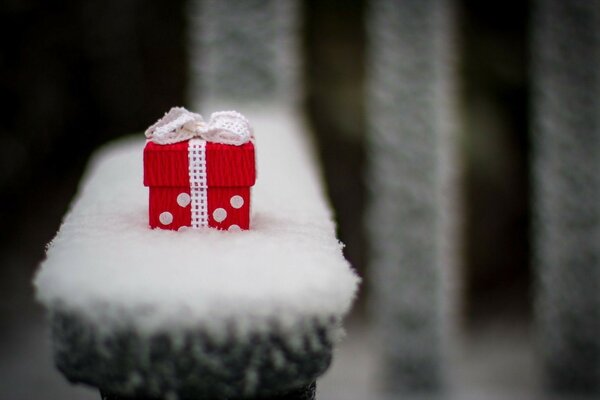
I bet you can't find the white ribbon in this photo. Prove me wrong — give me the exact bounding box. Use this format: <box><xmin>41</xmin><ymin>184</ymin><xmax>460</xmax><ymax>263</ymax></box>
<box><xmin>145</xmin><ymin>107</ymin><xmax>253</xmax><ymax>146</ymax></box>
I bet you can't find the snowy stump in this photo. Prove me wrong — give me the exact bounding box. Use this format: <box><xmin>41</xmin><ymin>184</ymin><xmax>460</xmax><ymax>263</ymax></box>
<box><xmin>35</xmin><ymin>109</ymin><xmax>359</xmax><ymax>399</ymax></box>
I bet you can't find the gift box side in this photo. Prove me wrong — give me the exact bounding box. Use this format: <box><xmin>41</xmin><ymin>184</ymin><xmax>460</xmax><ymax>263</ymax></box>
<box><xmin>144</xmin><ymin>141</ymin><xmax>190</xmax><ymax>187</ymax></box>
<box><xmin>144</xmin><ymin>141</ymin><xmax>255</xmax><ymax>231</ymax></box>
<box><xmin>149</xmin><ymin>187</ymin><xmax>192</xmax><ymax>230</ymax></box>
<box><xmin>207</xmin><ymin>187</ymin><xmax>251</xmax><ymax>230</ymax></box>
<box><xmin>149</xmin><ymin>186</ymin><xmax>251</xmax><ymax>231</ymax></box>
<box><xmin>144</xmin><ymin>141</ymin><xmax>256</xmax><ymax>188</ymax></box>
<box><xmin>205</xmin><ymin>142</ymin><xmax>256</xmax><ymax>187</ymax></box>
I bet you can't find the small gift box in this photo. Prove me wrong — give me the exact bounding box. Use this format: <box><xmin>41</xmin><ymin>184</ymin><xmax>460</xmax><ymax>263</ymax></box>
<box><xmin>143</xmin><ymin>108</ymin><xmax>256</xmax><ymax>231</ymax></box>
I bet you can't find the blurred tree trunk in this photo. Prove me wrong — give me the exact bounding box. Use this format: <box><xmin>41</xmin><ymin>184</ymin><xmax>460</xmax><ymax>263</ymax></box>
<box><xmin>366</xmin><ymin>0</ymin><xmax>459</xmax><ymax>394</ymax></box>
<box><xmin>531</xmin><ymin>0</ymin><xmax>600</xmax><ymax>394</ymax></box>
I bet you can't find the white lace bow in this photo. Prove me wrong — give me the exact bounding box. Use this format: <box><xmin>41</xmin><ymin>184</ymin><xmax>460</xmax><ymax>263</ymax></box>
<box><xmin>145</xmin><ymin>107</ymin><xmax>253</xmax><ymax>145</ymax></box>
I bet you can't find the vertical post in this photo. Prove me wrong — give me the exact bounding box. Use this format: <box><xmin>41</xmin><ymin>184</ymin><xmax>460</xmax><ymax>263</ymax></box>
<box><xmin>188</xmin><ymin>0</ymin><xmax>300</xmax><ymax>109</ymax></box>
<box><xmin>531</xmin><ymin>0</ymin><xmax>600</xmax><ymax>394</ymax></box>
<box><xmin>366</xmin><ymin>0</ymin><xmax>459</xmax><ymax>395</ymax></box>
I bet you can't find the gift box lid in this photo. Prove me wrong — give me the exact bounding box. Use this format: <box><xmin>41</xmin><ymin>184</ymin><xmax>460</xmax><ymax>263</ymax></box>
<box><xmin>143</xmin><ymin>140</ymin><xmax>256</xmax><ymax>188</ymax></box>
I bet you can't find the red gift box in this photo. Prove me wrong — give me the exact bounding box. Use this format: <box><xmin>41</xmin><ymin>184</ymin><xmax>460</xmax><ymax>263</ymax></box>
<box><xmin>143</xmin><ymin>139</ymin><xmax>256</xmax><ymax>231</ymax></box>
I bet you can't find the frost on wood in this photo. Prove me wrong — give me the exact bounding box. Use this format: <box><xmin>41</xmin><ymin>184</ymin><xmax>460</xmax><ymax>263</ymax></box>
<box><xmin>366</xmin><ymin>0</ymin><xmax>458</xmax><ymax>393</ymax></box>
<box><xmin>531</xmin><ymin>0</ymin><xmax>600</xmax><ymax>393</ymax></box>
<box><xmin>53</xmin><ymin>312</ymin><xmax>330</xmax><ymax>399</ymax></box>
<box><xmin>188</xmin><ymin>0</ymin><xmax>300</xmax><ymax>107</ymax></box>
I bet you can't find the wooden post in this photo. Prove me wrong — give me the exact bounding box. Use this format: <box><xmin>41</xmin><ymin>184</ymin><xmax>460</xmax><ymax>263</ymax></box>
<box><xmin>188</xmin><ymin>0</ymin><xmax>300</xmax><ymax>109</ymax></box>
<box><xmin>531</xmin><ymin>0</ymin><xmax>600</xmax><ymax>394</ymax></box>
<box><xmin>366</xmin><ymin>0</ymin><xmax>459</xmax><ymax>395</ymax></box>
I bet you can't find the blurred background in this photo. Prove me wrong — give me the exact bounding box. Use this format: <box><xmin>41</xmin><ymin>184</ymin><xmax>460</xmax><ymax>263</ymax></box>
<box><xmin>1</xmin><ymin>0</ymin><xmax>598</xmax><ymax>399</ymax></box>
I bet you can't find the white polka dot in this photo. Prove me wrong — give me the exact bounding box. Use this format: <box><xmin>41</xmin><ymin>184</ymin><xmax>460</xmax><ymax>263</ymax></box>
<box><xmin>228</xmin><ymin>224</ymin><xmax>241</xmax><ymax>232</ymax></box>
<box><xmin>230</xmin><ymin>195</ymin><xmax>244</xmax><ymax>209</ymax></box>
<box><xmin>177</xmin><ymin>192</ymin><xmax>191</xmax><ymax>207</ymax></box>
<box><xmin>159</xmin><ymin>211</ymin><xmax>173</xmax><ymax>225</ymax></box>
<box><xmin>213</xmin><ymin>208</ymin><xmax>227</xmax><ymax>223</ymax></box>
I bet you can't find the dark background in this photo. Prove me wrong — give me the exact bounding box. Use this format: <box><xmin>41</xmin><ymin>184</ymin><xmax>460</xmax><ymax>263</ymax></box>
<box><xmin>0</xmin><ymin>0</ymin><xmax>529</xmax><ymax>390</ymax></box>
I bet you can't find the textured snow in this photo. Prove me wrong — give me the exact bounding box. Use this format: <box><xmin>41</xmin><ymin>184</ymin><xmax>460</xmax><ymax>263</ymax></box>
<box><xmin>34</xmin><ymin>108</ymin><xmax>359</xmax><ymax>335</ymax></box>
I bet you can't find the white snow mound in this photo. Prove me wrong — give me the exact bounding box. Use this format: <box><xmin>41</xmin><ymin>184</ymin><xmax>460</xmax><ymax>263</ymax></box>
<box><xmin>34</xmin><ymin>109</ymin><xmax>360</xmax><ymax>335</ymax></box>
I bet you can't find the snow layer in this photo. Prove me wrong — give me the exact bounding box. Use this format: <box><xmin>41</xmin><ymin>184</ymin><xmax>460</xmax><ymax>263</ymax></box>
<box><xmin>35</xmin><ymin>108</ymin><xmax>359</xmax><ymax>336</ymax></box>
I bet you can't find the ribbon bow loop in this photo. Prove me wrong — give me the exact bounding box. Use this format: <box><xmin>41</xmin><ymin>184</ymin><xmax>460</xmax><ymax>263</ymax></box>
<box><xmin>145</xmin><ymin>107</ymin><xmax>252</xmax><ymax>146</ymax></box>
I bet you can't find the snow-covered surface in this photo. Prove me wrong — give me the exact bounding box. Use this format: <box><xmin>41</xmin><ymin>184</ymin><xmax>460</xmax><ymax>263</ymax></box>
<box><xmin>34</xmin><ymin>107</ymin><xmax>359</xmax><ymax>335</ymax></box>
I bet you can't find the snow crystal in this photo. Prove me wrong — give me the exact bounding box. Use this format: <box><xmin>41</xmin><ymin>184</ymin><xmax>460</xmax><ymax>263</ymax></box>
<box><xmin>34</xmin><ymin>107</ymin><xmax>359</xmax><ymax>336</ymax></box>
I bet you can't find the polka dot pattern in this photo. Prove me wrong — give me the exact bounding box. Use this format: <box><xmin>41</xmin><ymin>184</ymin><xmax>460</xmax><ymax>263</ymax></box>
<box><xmin>146</xmin><ymin>139</ymin><xmax>254</xmax><ymax>231</ymax></box>
<box><xmin>213</xmin><ymin>208</ymin><xmax>227</xmax><ymax>223</ymax></box>
<box><xmin>150</xmin><ymin>187</ymin><xmax>250</xmax><ymax>230</ymax></box>
<box><xmin>159</xmin><ymin>211</ymin><xmax>173</xmax><ymax>225</ymax></box>
<box><xmin>230</xmin><ymin>195</ymin><xmax>244</xmax><ymax>209</ymax></box>
<box><xmin>177</xmin><ymin>192</ymin><xmax>191</xmax><ymax>207</ymax></box>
